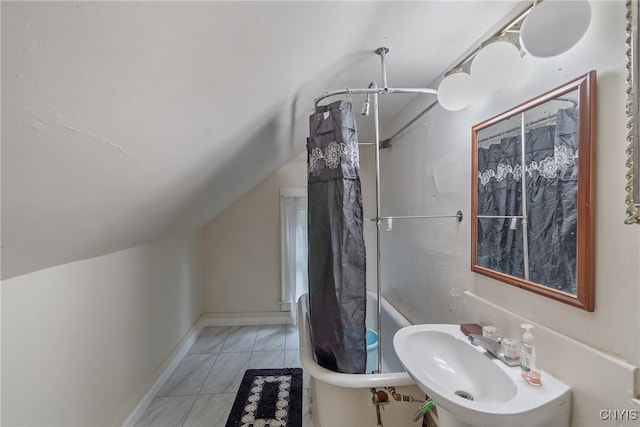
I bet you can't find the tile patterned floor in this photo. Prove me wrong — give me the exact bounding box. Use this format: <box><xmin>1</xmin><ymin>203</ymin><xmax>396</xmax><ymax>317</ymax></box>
<box><xmin>135</xmin><ymin>324</ymin><xmax>313</xmax><ymax>427</ymax></box>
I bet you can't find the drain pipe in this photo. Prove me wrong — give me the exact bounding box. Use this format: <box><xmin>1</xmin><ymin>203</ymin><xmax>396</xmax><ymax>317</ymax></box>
<box><xmin>386</xmin><ymin>386</ymin><xmax>421</xmax><ymax>403</ymax></box>
<box><xmin>371</xmin><ymin>388</ymin><xmax>389</xmax><ymax>426</ymax></box>
<box><xmin>385</xmin><ymin>387</ymin><xmax>436</xmax><ymax>425</ymax></box>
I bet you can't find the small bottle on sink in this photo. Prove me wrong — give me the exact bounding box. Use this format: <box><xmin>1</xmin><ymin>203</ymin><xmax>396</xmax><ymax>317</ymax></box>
<box><xmin>519</xmin><ymin>323</ymin><xmax>541</xmax><ymax>386</ymax></box>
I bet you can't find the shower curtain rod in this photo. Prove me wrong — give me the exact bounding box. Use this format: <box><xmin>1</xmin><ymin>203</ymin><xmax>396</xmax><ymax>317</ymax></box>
<box><xmin>314</xmin><ymin>86</ymin><xmax>437</xmax><ymax>108</ymax></box>
<box><xmin>477</xmin><ymin>97</ymin><xmax>577</xmax><ymax>144</ymax></box>
<box><xmin>478</xmin><ymin>112</ymin><xmax>559</xmax><ymax>144</ymax></box>
<box><xmin>316</xmin><ymin>85</ymin><xmax>438</xmax><ymax>148</ymax></box>
<box><xmin>366</xmin><ymin>211</ymin><xmax>464</xmax><ymax>222</ymax></box>
<box><xmin>313</xmin><ymin>46</ymin><xmax>437</xmax><ymax>108</ymax></box>
<box><xmin>311</xmin><ymin>47</ymin><xmax>441</xmax><ymax>375</ymax></box>
<box><xmin>478</xmin><ymin>215</ymin><xmax>525</xmax><ymax>219</ymax></box>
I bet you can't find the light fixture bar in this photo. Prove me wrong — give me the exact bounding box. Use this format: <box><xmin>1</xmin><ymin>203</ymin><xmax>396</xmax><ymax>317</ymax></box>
<box><xmin>439</xmin><ymin>1</ymin><xmax>536</xmax><ymax>83</ymax></box>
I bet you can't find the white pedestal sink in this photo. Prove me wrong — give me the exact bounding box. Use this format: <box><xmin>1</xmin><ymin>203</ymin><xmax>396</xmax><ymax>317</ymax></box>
<box><xmin>393</xmin><ymin>324</ymin><xmax>571</xmax><ymax>427</ymax></box>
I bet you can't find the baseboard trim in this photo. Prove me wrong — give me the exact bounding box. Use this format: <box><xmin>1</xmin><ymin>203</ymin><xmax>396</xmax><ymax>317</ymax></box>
<box><xmin>202</xmin><ymin>312</ymin><xmax>292</xmax><ymax>326</ymax></box>
<box><xmin>118</xmin><ymin>315</ymin><xmax>205</xmax><ymax>426</ymax></box>
<box><xmin>117</xmin><ymin>312</ymin><xmax>293</xmax><ymax>426</ymax></box>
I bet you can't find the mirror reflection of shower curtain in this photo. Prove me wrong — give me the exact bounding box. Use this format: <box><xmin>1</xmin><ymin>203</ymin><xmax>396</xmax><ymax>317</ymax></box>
<box><xmin>477</xmin><ymin>108</ymin><xmax>578</xmax><ymax>294</ymax></box>
<box><xmin>306</xmin><ymin>100</ymin><xmax>366</xmax><ymax>374</ymax></box>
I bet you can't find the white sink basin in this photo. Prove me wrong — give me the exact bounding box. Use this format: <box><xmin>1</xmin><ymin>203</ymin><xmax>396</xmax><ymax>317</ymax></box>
<box><xmin>393</xmin><ymin>324</ymin><xmax>571</xmax><ymax>427</ymax></box>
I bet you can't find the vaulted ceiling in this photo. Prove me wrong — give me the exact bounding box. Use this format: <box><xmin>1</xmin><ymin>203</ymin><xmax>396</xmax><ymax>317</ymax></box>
<box><xmin>1</xmin><ymin>1</ymin><xmax>521</xmax><ymax>279</ymax></box>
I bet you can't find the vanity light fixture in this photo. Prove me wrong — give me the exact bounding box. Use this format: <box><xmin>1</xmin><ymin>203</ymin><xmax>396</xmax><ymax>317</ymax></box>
<box><xmin>437</xmin><ymin>34</ymin><xmax>530</xmax><ymax>111</ymax></box>
<box><xmin>519</xmin><ymin>0</ymin><xmax>591</xmax><ymax>58</ymax></box>
<box><xmin>437</xmin><ymin>65</ymin><xmax>475</xmax><ymax>111</ymax></box>
<box><xmin>470</xmin><ymin>34</ymin><xmax>529</xmax><ymax>93</ymax></box>
<box><xmin>437</xmin><ymin>12</ymin><xmax>530</xmax><ymax>111</ymax></box>
<box><xmin>437</xmin><ymin>0</ymin><xmax>591</xmax><ymax>111</ymax></box>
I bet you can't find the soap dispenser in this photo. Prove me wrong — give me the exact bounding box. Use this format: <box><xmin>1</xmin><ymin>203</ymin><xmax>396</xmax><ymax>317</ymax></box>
<box><xmin>520</xmin><ymin>323</ymin><xmax>541</xmax><ymax>386</ymax></box>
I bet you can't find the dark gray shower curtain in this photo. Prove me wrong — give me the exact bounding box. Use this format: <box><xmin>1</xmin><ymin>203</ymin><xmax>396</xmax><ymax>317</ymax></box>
<box><xmin>306</xmin><ymin>100</ymin><xmax>367</xmax><ymax>374</ymax></box>
<box><xmin>477</xmin><ymin>108</ymin><xmax>578</xmax><ymax>294</ymax></box>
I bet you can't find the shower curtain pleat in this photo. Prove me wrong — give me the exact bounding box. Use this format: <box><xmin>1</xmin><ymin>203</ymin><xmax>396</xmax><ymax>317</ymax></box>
<box><xmin>306</xmin><ymin>100</ymin><xmax>366</xmax><ymax>374</ymax></box>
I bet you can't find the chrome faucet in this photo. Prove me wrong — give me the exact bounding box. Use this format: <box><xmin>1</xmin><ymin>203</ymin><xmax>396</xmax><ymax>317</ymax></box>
<box><xmin>467</xmin><ymin>334</ymin><xmax>520</xmax><ymax>367</ymax></box>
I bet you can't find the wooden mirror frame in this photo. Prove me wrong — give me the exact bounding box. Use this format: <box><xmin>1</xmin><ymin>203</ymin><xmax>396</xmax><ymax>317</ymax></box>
<box><xmin>471</xmin><ymin>71</ymin><xmax>596</xmax><ymax>311</ymax></box>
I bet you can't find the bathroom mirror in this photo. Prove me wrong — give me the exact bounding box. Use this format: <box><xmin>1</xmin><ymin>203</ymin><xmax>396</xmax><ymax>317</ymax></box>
<box><xmin>625</xmin><ymin>0</ymin><xmax>640</xmax><ymax>224</ymax></box>
<box><xmin>471</xmin><ymin>71</ymin><xmax>596</xmax><ymax>311</ymax></box>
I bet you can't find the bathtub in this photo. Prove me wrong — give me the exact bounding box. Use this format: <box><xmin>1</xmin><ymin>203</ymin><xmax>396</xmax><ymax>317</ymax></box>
<box><xmin>298</xmin><ymin>292</ymin><xmax>426</xmax><ymax>427</ymax></box>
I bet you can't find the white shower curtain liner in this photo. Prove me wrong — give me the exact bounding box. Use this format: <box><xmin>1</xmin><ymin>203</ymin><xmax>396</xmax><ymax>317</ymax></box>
<box><xmin>280</xmin><ymin>187</ymin><xmax>308</xmax><ymax>324</ymax></box>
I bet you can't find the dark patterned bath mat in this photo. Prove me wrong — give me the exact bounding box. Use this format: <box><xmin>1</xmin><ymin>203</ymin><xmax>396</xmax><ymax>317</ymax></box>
<box><xmin>225</xmin><ymin>368</ymin><xmax>303</xmax><ymax>427</ymax></box>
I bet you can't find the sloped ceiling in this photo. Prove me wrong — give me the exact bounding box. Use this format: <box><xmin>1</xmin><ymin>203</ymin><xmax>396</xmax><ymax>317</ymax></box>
<box><xmin>1</xmin><ymin>1</ymin><xmax>520</xmax><ymax>279</ymax></box>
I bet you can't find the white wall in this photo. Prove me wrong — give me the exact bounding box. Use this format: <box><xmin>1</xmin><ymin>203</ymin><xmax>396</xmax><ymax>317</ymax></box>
<box><xmin>378</xmin><ymin>1</ymin><xmax>639</xmax><ymax>426</ymax></box>
<box><xmin>202</xmin><ymin>153</ymin><xmax>307</xmax><ymax>315</ymax></box>
<box><xmin>1</xmin><ymin>231</ymin><xmax>203</xmax><ymax>426</ymax></box>
<box><xmin>200</xmin><ymin>147</ymin><xmax>380</xmax><ymax>317</ymax></box>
